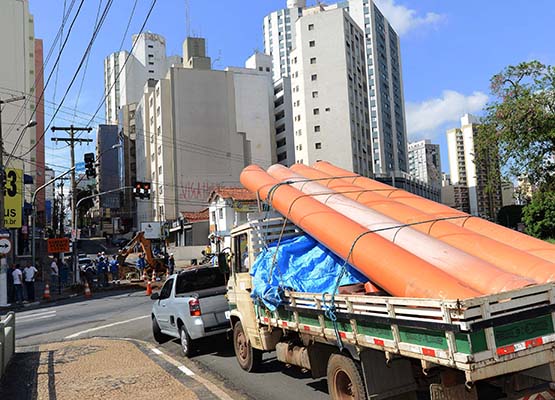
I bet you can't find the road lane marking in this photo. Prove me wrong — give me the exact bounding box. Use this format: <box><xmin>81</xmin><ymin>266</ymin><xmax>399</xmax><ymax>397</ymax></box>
<box><xmin>17</xmin><ymin>311</ymin><xmax>57</xmax><ymax>322</ymax></box>
<box><xmin>148</xmin><ymin>346</ymin><xmax>233</xmax><ymax>400</ymax></box>
<box><xmin>17</xmin><ymin>310</ymin><xmax>56</xmax><ymax>319</ymax></box>
<box><xmin>178</xmin><ymin>365</ymin><xmax>195</xmax><ymax>376</ymax></box>
<box><xmin>64</xmin><ymin>315</ymin><xmax>149</xmax><ymax>339</ymax></box>
<box><xmin>17</xmin><ymin>314</ymin><xmax>57</xmax><ymax>323</ymax></box>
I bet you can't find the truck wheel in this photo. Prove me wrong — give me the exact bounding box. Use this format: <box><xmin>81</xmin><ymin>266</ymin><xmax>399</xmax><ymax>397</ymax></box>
<box><xmin>152</xmin><ymin>316</ymin><xmax>168</xmax><ymax>343</ymax></box>
<box><xmin>233</xmin><ymin>321</ymin><xmax>262</xmax><ymax>372</ymax></box>
<box><xmin>179</xmin><ymin>325</ymin><xmax>195</xmax><ymax>357</ymax></box>
<box><xmin>327</xmin><ymin>354</ymin><xmax>366</xmax><ymax>400</ymax></box>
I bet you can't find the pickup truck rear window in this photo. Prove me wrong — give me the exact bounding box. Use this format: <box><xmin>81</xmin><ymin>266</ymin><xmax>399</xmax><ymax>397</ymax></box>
<box><xmin>175</xmin><ymin>268</ymin><xmax>225</xmax><ymax>294</ymax></box>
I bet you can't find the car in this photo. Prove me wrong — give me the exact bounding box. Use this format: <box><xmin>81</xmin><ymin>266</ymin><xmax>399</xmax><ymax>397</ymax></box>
<box><xmin>151</xmin><ymin>266</ymin><xmax>230</xmax><ymax>357</ymax></box>
<box><xmin>111</xmin><ymin>238</ymin><xmax>129</xmax><ymax>248</ymax></box>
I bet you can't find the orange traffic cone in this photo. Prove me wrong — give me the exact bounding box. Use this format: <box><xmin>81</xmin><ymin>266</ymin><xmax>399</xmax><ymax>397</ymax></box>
<box><xmin>146</xmin><ymin>281</ymin><xmax>152</xmax><ymax>296</ymax></box>
<box><xmin>43</xmin><ymin>283</ymin><xmax>51</xmax><ymax>300</ymax></box>
<box><xmin>141</xmin><ymin>269</ymin><xmax>147</xmax><ymax>281</ymax></box>
<box><xmin>84</xmin><ymin>281</ymin><xmax>92</xmax><ymax>298</ymax></box>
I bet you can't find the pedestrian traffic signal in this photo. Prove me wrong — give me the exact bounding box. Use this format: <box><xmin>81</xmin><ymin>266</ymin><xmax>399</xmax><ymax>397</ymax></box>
<box><xmin>84</xmin><ymin>153</ymin><xmax>96</xmax><ymax>178</ymax></box>
<box><xmin>133</xmin><ymin>181</ymin><xmax>151</xmax><ymax>199</ymax></box>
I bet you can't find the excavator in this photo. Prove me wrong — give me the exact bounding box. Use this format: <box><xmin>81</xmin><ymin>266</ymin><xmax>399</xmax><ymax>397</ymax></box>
<box><xmin>117</xmin><ymin>231</ymin><xmax>167</xmax><ymax>279</ymax></box>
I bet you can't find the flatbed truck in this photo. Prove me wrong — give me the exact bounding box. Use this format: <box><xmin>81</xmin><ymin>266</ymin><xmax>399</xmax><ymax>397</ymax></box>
<box><xmin>227</xmin><ymin>217</ymin><xmax>555</xmax><ymax>399</ymax></box>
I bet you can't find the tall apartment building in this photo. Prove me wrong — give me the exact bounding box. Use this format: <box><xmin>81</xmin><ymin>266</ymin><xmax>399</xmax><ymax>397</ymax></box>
<box><xmin>446</xmin><ymin>114</ymin><xmax>501</xmax><ymax>219</ymax></box>
<box><xmin>104</xmin><ymin>33</ymin><xmax>181</xmax><ymax>124</ymax></box>
<box><xmin>290</xmin><ymin>6</ymin><xmax>372</xmax><ymax>174</ymax></box>
<box><xmin>263</xmin><ymin>0</ymin><xmax>408</xmax><ymax>176</ymax></box>
<box><xmin>408</xmin><ymin>140</ymin><xmax>441</xmax><ymax>188</ymax></box>
<box><xmin>135</xmin><ymin>38</ymin><xmax>275</xmax><ymax>223</ymax></box>
<box><xmin>0</xmin><ymin>0</ymin><xmax>46</xmax><ymax>225</ymax></box>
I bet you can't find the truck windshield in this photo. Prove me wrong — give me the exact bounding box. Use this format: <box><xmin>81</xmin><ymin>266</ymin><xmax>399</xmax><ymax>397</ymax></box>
<box><xmin>175</xmin><ymin>268</ymin><xmax>225</xmax><ymax>294</ymax></box>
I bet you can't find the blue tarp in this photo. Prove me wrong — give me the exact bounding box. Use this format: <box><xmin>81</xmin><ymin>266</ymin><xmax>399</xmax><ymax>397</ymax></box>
<box><xmin>250</xmin><ymin>234</ymin><xmax>367</xmax><ymax>311</ymax></box>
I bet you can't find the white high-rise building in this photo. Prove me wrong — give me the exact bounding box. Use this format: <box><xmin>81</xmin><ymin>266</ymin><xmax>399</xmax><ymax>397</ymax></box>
<box><xmin>348</xmin><ymin>0</ymin><xmax>408</xmax><ymax>175</ymax></box>
<box><xmin>290</xmin><ymin>6</ymin><xmax>371</xmax><ymax>174</ymax></box>
<box><xmin>263</xmin><ymin>0</ymin><xmax>408</xmax><ymax>175</ymax></box>
<box><xmin>408</xmin><ymin>140</ymin><xmax>441</xmax><ymax>188</ymax></box>
<box><xmin>446</xmin><ymin>114</ymin><xmax>501</xmax><ymax>219</ymax></box>
<box><xmin>104</xmin><ymin>32</ymin><xmax>182</xmax><ymax>124</ymax></box>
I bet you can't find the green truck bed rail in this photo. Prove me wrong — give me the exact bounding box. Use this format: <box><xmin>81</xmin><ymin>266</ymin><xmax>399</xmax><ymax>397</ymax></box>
<box><xmin>255</xmin><ymin>283</ymin><xmax>555</xmax><ymax>383</ymax></box>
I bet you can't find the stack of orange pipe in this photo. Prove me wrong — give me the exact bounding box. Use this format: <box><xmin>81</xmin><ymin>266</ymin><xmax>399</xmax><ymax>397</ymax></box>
<box><xmin>289</xmin><ymin>163</ymin><xmax>555</xmax><ymax>285</ymax></box>
<box><xmin>240</xmin><ymin>165</ymin><xmax>479</xmax><ymax>299</ymax></box>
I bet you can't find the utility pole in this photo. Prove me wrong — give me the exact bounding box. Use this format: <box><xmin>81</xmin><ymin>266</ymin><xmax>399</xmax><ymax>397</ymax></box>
<box><xmin>51</xmin><ymin>125</ymin><xmax>92</xmax><ymax>284</ymax></box>
<box><xmin>58</xmin><ymin>180</ymin><xmax>65</xmax><ymax>237</ymax></box>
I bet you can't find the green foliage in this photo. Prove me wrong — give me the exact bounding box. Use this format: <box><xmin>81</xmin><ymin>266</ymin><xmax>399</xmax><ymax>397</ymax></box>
<box><xmin>522</xmin><ymin>191</ymin><xmax>555</xmax><ymax>239</ymax></box>
<box><xmin>476</xmin><ymin>61</ymin><xmax>555</xmax><ymax>190</ymax></box>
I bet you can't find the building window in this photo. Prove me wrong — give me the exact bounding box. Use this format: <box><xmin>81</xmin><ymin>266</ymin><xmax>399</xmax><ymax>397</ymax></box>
<box><xmin>218</xmin><ymin>208</ymin><xmax>224</xmax><ymax>219</ymax></box>
<box><xmin>148</xmin><ymin>54</ymin><xmax>154</xmax><ymax>58</ymax></box>
<box><xmin>311</xmin><ymin>74</ymin><xmax>317</xmax><ymax>81</ymax></box>
<box><xmin>315</xmin><ymin>143</ymin><xmax>322</xmax><ymax>149</ymax></box>
<box><xmin>148</xmin><ymin>44</ymin><xmax>154</xmax><ymax>48</ymax></box>
<box><xmin>325</xmin><ymin>107</ymin><xmax>331</xmax><ymax>112</ymax></box>
<box><xmin>314</xmin><ymin>125</ymin><xmax>321</xmax><ymax>132</ymax></box>
<box><xmin>310</xmin><ymin>57</ymin><xmax>316</xmax><ymax>64</ymax></box>
<box><xmin>312</xmin><ymin>91</ymin><xmax>318</xmax><ymax>98</ymax></box>
<box><xmin>148</xmin><ymin>70</ymin><xmax>154</xmax><ymax>73</ymax></box>
<box><xmin>158</xmin><ymin>166</ymin><xmax>163</xmax><ymax>175</ymax></box>
<box><xmin>309</xmin><ymin>40</ymin><xmax>315</xmax><ymax>47</ymax></box>
<box><xmin>308</xmin><ymin>24</ymin><xmax>314</xmax><ymax>31</ymax></box>
<box><xmin>313</xmin><ymin>108</ymin><xmax>320</xmax><ymax>115</ymax></box>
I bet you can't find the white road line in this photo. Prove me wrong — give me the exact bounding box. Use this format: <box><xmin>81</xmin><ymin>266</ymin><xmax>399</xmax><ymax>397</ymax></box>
<box><xmin>17</xmin><ymin>310</ymin><xmax>56</xmax><ymax>319</ymax></box>
<box><xmin>178</xmin><ymin>365</ymin><xmax>195</xmax><ymax>376</ymax></box>
<box><xmin>64</xmin><ymin>315</ymin><xmax>149</xmax><ymax>339</ymax></box>
<box><xmin>148</xmin><ymin>347</ymin><xmax>233</xmax><ymax>400</ymax></box>
<box><xmin>17</xmin><ymin>314</ymin><xmax>57</xmax><ymax>323</ymax></box>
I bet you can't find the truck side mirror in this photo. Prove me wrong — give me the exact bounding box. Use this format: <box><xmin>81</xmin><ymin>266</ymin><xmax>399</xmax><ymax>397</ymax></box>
<box><xmin>150</xmin><ymin>292</ymin><xmax>160</xmax><ymax>300</ymax></box>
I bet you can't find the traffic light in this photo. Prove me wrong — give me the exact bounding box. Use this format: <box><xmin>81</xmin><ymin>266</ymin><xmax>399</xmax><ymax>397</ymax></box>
<box><xmin>133</xmin><ymin>181</ymin><xmax>151</xmax><ymax>199</ymax></box>
<box><xmin>84</xmin><ymin>153</ymin><xmax>96</xmax><ymax>178</ymax></box>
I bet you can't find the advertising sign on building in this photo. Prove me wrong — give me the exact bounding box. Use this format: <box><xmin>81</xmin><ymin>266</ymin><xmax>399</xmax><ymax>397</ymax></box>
<box><xmin>4</xmin><ymin>168</ymin><xmax>23</xmax><ymax>228</ymax></box>
<box><xmin>141</xmin><ymin>222</ymin><xmax>162</xmax><ymax>239</ymax></box>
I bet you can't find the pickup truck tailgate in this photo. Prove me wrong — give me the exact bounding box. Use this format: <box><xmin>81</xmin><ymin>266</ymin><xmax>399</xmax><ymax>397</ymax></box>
<box><xmin>197</xmin><ymin>286</ymin><xmax>229</xmax><ymax>331</ymax></box>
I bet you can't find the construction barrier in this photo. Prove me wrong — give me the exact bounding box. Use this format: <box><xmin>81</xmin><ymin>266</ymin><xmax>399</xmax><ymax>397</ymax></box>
<box><xmin>0</xmin><ymin>312</ymin><xmax>16</xmax><ymax>380</ymax></box>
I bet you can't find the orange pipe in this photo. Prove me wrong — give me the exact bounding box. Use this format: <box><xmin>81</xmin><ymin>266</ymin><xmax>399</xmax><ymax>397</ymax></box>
<box><xmin>313</xmin><ymin>161</ymin><xmax>555</xmax><ymax>263</ymax></box>
<box><xmin>240</xmin><ymin>165</ymin><xmax>480</xmax><ymax>299</ymax></box>
<box><xmin>292</xmin><ymin>163</ymin><xmax>555</xmax><ymax>284</ymax></box>
<box><xmin>268</xmin><ymin>164</ymin><xmax>534</xmax><ymax>294</ymax></box>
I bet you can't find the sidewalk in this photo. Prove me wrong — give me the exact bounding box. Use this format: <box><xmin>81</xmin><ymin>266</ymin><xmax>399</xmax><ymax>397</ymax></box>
<box><xmin>0</xmin><ymin>338</ymin><xmax>235</xmax><ymax>400</ymax></box>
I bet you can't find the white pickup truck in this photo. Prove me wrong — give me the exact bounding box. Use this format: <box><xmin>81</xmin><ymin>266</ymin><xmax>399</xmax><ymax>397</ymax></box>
<box><xmin>151</xmin><ymin>266</ymin><xmax>230</xmax><ymax>356</ymax></box>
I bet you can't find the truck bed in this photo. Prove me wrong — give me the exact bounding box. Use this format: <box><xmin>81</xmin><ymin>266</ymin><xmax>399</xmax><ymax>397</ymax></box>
<box><xmin>255</xmin><ymin>283</ymin><xmax>555</xmax><ymax>383</ymax></box>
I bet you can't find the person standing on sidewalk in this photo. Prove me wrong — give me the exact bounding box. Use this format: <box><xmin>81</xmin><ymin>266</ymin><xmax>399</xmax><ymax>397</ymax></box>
<box><xmin>7</xmin><ymin>264</ymin><xmax>15</xmax><ymax>304</ymax></box>
<box><xmin>51</xmin><ymin>257</ymin><xmax>60</xmax><ymax>294</ymax></box>
<box><xmin>12</xmin><ymin>264</ymin><xmax>23</xmax><ymax>305</ymax></box>
<box><xmin>168</xmin><ymin>254</ymin><xmax>175</xmax><ymax>275</ymax></box>
<box><xmin>23</xmin><ymin>263</ymin><xmax>38</xmax><ymax>302</ymax></box>
<box><xmin>109</xmin><ymin>255</ymin><xmax>119</xmax><ymax>284</ymax></box>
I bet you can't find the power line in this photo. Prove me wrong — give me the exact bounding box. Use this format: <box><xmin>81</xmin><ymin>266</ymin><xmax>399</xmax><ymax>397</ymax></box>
<box><xmin>5</xmin><ymin>0</ymin><xmax>87</xmax><ymax>166</ymax></box>
<box><xmin>16</xmin><ymin>0</ymin><xmax>116</xmax><ymax>160</ymax></box>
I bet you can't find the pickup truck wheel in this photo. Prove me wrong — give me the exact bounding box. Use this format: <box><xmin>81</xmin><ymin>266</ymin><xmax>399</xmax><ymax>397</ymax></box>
<box><xmin>152</xmin><ymin>316</ymin><xmax>168</xmax><ymax>343</ymax></box>
<box><xmin>233</xmin><ymin>321</ymin><xmax>262</xmax><ymax>372</ymax></box>
<box><xmin>179</xmin><ymin>325</ymin><xmax>194</xmax><ymax>357</ymax></box>
<box><xmin>327</xmin><ymin>354</ymin><xmax>366</xmax><ymax>400</ymax></box>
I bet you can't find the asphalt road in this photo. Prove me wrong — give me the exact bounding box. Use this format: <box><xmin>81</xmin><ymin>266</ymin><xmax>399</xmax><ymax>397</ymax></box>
<box><xmin>9</xmin><ymin>289</ymin><xmax>329</xmax><ymax>400</ymax></box>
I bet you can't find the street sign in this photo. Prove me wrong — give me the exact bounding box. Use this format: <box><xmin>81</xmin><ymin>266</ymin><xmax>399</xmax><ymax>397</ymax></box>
<box><xmin>0</xmin><ymin>238</ymin><xmax>12</xmax><ymax>254</ymax></box>
<box><xmin>141</xmin><ymin>222</ymin><xmax>162</xmax><ymax>239</ymax></box>
<box><xmin>4</xmin><ymin>168</ymin><xmax>22</xmax><ymax>228</ymax></box>
<box><xmin>47</xmin><ymin>238</ymin><xmax>70</xmax><ymax>253</ymax></box>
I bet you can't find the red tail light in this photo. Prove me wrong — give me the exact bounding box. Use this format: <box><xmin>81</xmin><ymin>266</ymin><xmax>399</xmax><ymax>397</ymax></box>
<box><xmin>189</xmin><ymin>298</ymin><xmax>201</xmax><ymax>317</ymax></box>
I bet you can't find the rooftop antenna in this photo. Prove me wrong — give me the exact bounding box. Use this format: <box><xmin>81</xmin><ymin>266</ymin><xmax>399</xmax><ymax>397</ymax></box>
<box><xmin>185</xmin><ymin>0</ymin><xmax>191</xmax><ymax>37</ymax></box>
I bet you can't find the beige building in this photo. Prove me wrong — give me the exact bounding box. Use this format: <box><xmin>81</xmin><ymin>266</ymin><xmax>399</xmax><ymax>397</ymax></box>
<box><xmin>446</xmin><ymin>114</ymin><xmax>501</xmax><ymax>219</ymax></box>
<box><xmin>290</xmin><ymin>6</ymin><xmax>372</xmax><ymax>176</ymax></box>
<box><xmin>135</xmin><ymin>38</ymin><xmax>275</xmax><ymax>224</ymax></box>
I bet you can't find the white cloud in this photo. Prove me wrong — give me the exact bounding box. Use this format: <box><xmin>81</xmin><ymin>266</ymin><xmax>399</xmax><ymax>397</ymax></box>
<box><xmin>406</xmin><ymin>90</ymin><xmax>489</xmax><ymax>139</ymax></box>
<box><xmin>374</xmin><ymin>0</ymin><xmax>445</xmax><ymax>36</ymax></box>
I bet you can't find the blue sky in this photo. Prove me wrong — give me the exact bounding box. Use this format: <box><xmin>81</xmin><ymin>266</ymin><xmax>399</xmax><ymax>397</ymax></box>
<box><xmin>29</xmin><ymin>0</ymin><xmax>555</xmax><ymax>176</ymax></box>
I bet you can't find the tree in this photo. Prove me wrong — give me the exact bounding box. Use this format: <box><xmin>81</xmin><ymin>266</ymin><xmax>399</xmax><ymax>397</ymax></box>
<box><xmin>522</xmin><ymin>191</ymin><xmax>555</xmax><ymax>239</ymax></box>
<box><xmin>476</xmin><ymin>61</ymin><xmax>555</xmax><ymax>189</ymax></box>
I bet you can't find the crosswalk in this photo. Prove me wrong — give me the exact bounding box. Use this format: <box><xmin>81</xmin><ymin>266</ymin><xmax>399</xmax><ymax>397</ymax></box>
<box><xmin>16</xmin><ymin>309</ymin><xmax>57</xmax><ymax>323</ymax></box>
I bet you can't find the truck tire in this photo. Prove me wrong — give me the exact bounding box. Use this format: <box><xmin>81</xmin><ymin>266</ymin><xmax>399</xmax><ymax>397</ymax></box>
<box><xmin>152</xmin><ymin>316</ymin><xmax>168</xmax><ymax>343</ymax></box>
<box><xmin>179</xmin><ymin>325</ymin><xmax>195</xmax><ymax>357</ymax></box>
<box><xmin>233</xmin><ymin>321</ymin><xmax>262</xmax><ymax>372</ymax></box>
<box><xmin>327</xmin><ymin>354</ymin><xmax>366</xmax><ymax>400</ymax></box>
